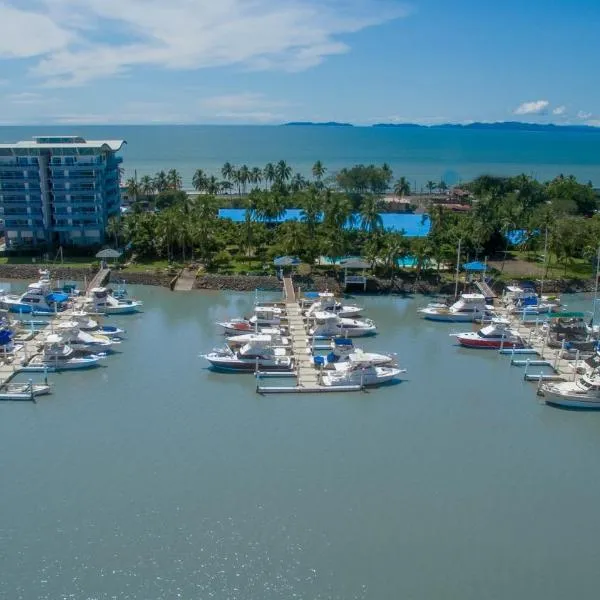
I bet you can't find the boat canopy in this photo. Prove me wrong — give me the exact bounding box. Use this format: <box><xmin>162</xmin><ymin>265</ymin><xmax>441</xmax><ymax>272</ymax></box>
<box><xmin>47</xmin><ymin>292</ymin><xmax>69</xmax><ymax>303</ymax></box>
<box><xmin>462</xmin><ymin>261</ymin><xmax>486</xmax><ymax>271</ymax></box>
<box><xmin>334</xmin><ymin>338</ymin><xmax>353</xmax><ymax>346</ymax></box>
<box><xmin>548</xmin><ymin>312</ymin><xmax>585</xmax><ymax>319</ymax></box>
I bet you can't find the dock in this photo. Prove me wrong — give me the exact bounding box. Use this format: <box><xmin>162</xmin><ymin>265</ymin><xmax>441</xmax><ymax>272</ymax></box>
<box><xmin>474</xmin><ymin>280</ymin><xmax>496</xmax><ymax>299</ymax></box>
<box><xmin>173</xmin><ymin>268</ymin><xmax>196</xmax><ymax>291</ymax></box>
<box><xmin>86</xmin><ymin>267</ymin><xmax>111</xmax><ymax>293</ymax></box>
<box><xmin>256</xmin><ymin>277</ymin><xmax>363</xmax><ymax>394</ymax></box>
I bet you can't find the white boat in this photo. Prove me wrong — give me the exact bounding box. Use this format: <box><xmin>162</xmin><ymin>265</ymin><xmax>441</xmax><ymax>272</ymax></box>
<box><xmin>0</xmin><ymin>381</ymin><xmax>51</xmax><ymax>401</ymax></box>
<box><xmin>70</xmin><ymin>310</ymin><xmax>126</xmax><ymax>336</ymax></box>
<box><xmin>1</xmin><ymin>281</ymin><xmax>70</xmax><ymax>314</ymax></box>
<box><xmin>316</xmin><ymin>338</ymin><xmax>396</xmax><ymax>367</ymax></box>
<box><xmin>23</xmin><ymin>335</ymin><xmax>103</xmax><ymax>371</ymax></box>
<box><xmin>503</xmin><ymin>285</ymin><xmax>560</xmax><ymax>315</ymax></box>
<box><xmin>52</xmin><ymin>321</ymin><xmax>120</xmax><ymax>353</ymax></box>
<box><xmin>451</xmin><ymin>318</ymin><xmax>525</xmax><ymax>349</ymax></box>
<box><xmin>217</xmin><ymin>306</ymin><xmax>284</xmax><ymax>334</ymax></box>
<box><xmin>304</xmin><ymin>292</ymin><xmax>363</xmax><ymax>318</ymax></box>
<box><xmin>202</xmin><ymin>336</ymin><xmax>294</xmax><ymax>372</ymax></box>
<box><xmin>418</xmin><ymin>293</ymin><xmax>490</xmax><ymax>322</ymax></box>
<box><xmin>308</xmin><ymin>311</ymin><xmax>376</xmax><ymax>338</ymax></box>
<box><xmin>84</xmin><ymin>287</ymin><xmax>142</xmax><ymax>315</ymax></box>
<box><xmin>539</xmin><ymin>370</ymin><xmax>600</xmax><ymax>409</ymax></box>
<box><xmin>227</xmin><ymin>328</ymin><xmax>289</xmax><ymax>348</ymax></box>
<box><xmin>321</xmin><ymin>358</ymin><xmax>404</xmax><ymax>387</ymax></box>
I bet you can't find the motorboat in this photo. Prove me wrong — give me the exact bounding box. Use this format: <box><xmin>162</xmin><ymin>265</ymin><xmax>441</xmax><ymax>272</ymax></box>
<box><xmin>418</xmin><ymin>293</ymin><xmax>490</xmax><ymax>322</ymax></box>
<box><xmin>202</xmin><ymin>336</ymin><xmax>294</xmax><ymax>372</ymax></box>
<box><xmin>308</xmin><ymin>311</ymin><xmax>376</xmax><ymax>339</ymax></box>
<box><xmin>321</xmin><ymin>358</ymin><xmax>404</xmax><ymax>387</ymax></box>
<box><xmin>226</xmin><ymin>327</ymin><xmax>289</xmax><ymax>348</ymax></box>
<box><xmin>217</xmin><ymin>306</ymin><xmax>284</xmax><ymax>334</ymax></box>
<box><xmin>1</xmin><ymin>281</ymin><xmax>69</xmax><ymax>314</ymax></box>
<box><xmin>539</xmin><ymin>370</ymin><xmax>600</xmax><ymax>409</ymax></box>
<box><xmin>23</xmin><ymin>335</ymin><xmax>103</xmax><ymax>371</ymax></box>
<box><xmin>304</xmin><ymin>292</ymin><xmax>363</xmax><ymax>318</ymax></box>
<box><xmin>70</xmin><ymin>311</ymin><xmax>126</xmax><ymax>336</ymax></box>
<box><xmin>451</xmin><ymin>318</ymin><xmax>525</xmax><ymax>349</ymax></box>
<box><xmin>0</xmin><ymin>381</ymin><xmax>51</xmax><ymax>401</ymax></box>
<box><xmin>315</xmin><ymin>338</ymin><xmax>396</xmax><ymax>368</ymax></box>
<box><xmin>84</xmin><ymin>287</ymin><xmax>142</xmax><ymax>315</ymax></box>
<box><xmin>503</xmin><ymin>284</ymin><xmax>560</xmax><ymax>315</ymax></box>
<box><xmin>52</xmin><ymin>321</ymin><xmax>120</xmax><ymax>353</ymax></box>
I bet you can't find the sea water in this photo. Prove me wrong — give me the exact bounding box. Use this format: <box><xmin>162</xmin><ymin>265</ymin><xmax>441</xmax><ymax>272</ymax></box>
<box><xmin>1</xmin><ymin>124</ymin><xmax>600</xmax><ymax>189</ymax></box>
<box><xmin>1</xmin><ymin>285</ymin><xmax>600</xmax><ymax>599</ymax></box>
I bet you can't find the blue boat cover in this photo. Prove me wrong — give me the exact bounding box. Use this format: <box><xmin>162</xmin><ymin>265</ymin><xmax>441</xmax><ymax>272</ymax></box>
<box><xmin>334</xmin><ymin>338</ymin><xmax>353</xmax><ymax>346</ymax></box>
<box><xmin>0</xmin><ymin>329</ymin><xmax>12</xmax><ymax>345</ymax></box>
<box><xmin>304</xmin><ymin>291</ymin><xmax>320</xmax><ymax>298</ymax></box>
<box><xmin>462</xmin><ymin>261</ymin><xmax>487</xmax><ymax>271</ymax></box>
<box><xmin>46</xmin><ymin>292</ymin><xmax>69</xmax><ymax>303</ymax></box>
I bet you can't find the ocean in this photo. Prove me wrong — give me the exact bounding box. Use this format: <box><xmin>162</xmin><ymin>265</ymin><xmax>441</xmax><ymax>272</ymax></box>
<box><xmin>1</xmin><ymin>125</ymin><xmax>600</xmax><ymax>190</ymax></box>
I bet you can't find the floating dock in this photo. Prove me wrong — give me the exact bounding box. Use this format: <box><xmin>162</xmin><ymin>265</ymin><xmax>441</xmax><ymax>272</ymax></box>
<box><xmin>256</xmin><ymin>277</ymin><xmax>364</xmax><ymax>394</ymax></box>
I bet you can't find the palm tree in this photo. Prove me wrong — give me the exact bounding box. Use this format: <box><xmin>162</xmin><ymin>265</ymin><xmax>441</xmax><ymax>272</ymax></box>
<box><xmin>393</xmin><ymin>177</ymin><xmax>411</xmax><ymax>199</ymax></box>
<box><xmin>254</xmin><ymin>190</ymin><xmax>286</xmax><ymax>222</ymax></box>
<box><xmin>221</xmin><ymin>162</ymin><xmax>234</xmax><ymax>184</ymax></box>
<box><xmin>205</xmin><ymin>175</ymin><xmax>220</xmax><ymax>196</ymax></box>
<box><xmin>290</xmin><ymin>173</ymin><xmax>307</xmax><ymax>193</ymax></box>
<box><xmin>192</xmin><ymin>169</ymin><xmax>208</xmax><ymax>193</ymax></box>
<box><xmin>299</xmin><ymin>187</ymin><xmax>323</xmax><ymax>238</ymax></box>
<box><xmin>219</xmin><ymin>180</ymin><xmax>233</xmax><ymax>195</ymax></box>
<box><xmin>231</xmin><ymin>170</ymin><xmax>242</xmax><ymax>197</ymax></box>
<box><xmin>140</xmin><ymin>175</ymin><xmax>155</xmax><ymax>201</ymax></box>
<box><xmin>438</xmin><ymin>180</ymin><xmax>448</xmax><ymax>193</ymax></box>
<box><xmin>106</xmin><ymin>216</ymin><xmax>122</xmax><ymax>248</ymax></box>
<box><xmin>312</xmin><ymin>160</ymin><xmax>326</xmax><ymax>182</ymax></box>
<box><xmin>275</xmin><ymin>160</ymin><xmax>292</xmax><ymax>183</ymax></box>
<box><xmin>426</xmin><ymin>180</ymin><xmax>437</xmax><ymax>195</ymax></box>
<box><xmin>238</xmin><ymin>165</ymin><xmax>251</xmax><ymax>195</ymax></box>
<box><xmin>359</xmin><ymin>194</ymin><xmax>383</xmax><ymax>233</ymax></box>
<box><xmin>263</xmin><ymin>162</ymin><xmax>276</xmax><ymax>189</ymax></box>
<box><xmin>250</xmin><ymin>167</ymin><xmax>263</xmax><ymax>190</ymax></box>
<box><xmin>125</xmin><ymin>177</ymin><xmax>140</xmax><ymax>204</ymax></box>
<box><xmin>167</xmin><ymin>168</ymin><xmax>183</xmax><ymax>190</ymax></box>
<box><xmin>153</xmin><ymin>170</ymin><xmax>168</xmax><ymax>193</ymax></box>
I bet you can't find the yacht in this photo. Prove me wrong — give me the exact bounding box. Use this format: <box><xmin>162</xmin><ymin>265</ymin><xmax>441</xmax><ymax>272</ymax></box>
<box><xmin>452</xmin><ymin>318</ymin><xmax>524</xmax><ymax>349</ymax></box>
<box><xmin>308</xmin><ymin>311</ymin><xmax>376</xmax><ymax>339</ymax></box>
<box><xmin>70</xmin><ymin>311</ymin><xmax>126</xmax><ymax>336</ymax></box>
<box><xmin>23</xmin><ymin>335</ymin><xmax>103</xmax><ymax>371</ymax></box>
<box><xmin>539</xmin><ymin>370</ymin><xmax>600</xmax><ymax>409</ymax></box>
<box><xmin>52</xmin><ymin>321</ymin><xmax>120</xmax><ymax>353</ymax></box>
<box><xmin>226</xmin><ymin>328</ymin><xmax>289</xmax><ymax>348</ymax></box>
<box><xmin>321</xmin><ymin>358</ymin><xmax>404</xmax><ymax>387</ymax></box>
<box><xmin>418</xmin><ymin>293</ymin><xmax>490</xmax><ymax>322</ymax></box>
<box><xmin>503</xmin><ymin>284</ymin><xmax>560</xmax><ymax>315</ymax></box>
<box><xmin>1</xmin><ymin>281</ymin><xmax>69</xmax><ymax>314</ymax></box>
<box><xmin>84</xmin><ymin>287</ymin><xmax>142</xmax><ymax>315</ymax></box>
<box><xmin>304</xmin><ymin>292</ymin><xmax>363</xmax><ymax>318</ymax></box>
<box><xmin>217</xmin><ymin>306</ymin><xmax>284</xmax><ymax>334</ymax></box>
<box><xmin>202</xmin><ymin>336</ymin><xmax>294</xmax><ymax>372</ymax></box>
<box><xmin>316</xmin><ymin>338</ymin><xmax>396</xmax><ymax>367</ymax></box>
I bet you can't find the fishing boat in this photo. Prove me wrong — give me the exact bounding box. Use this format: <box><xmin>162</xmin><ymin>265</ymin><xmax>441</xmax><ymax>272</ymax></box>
<box><xmin>538</xmin><ymin>370</ymin><xmax>600</xmax><ymax>409</ymax></box>
<box><xmin>217</xmin><ymin>306</ymin><xmax>284</xmax><ymax>334</ymax></box>
<box><xmin>52</xmin><ymin>321</ymin><xmax>120</xmax><ymax>353</ymax></box>
<box><xmin>418</xmin><ymin>293</ymin><xmax>490</xmax><ymax>322</ymax></box>
<box><xmin>451</xmin><ymin>318</ymin><xmax>525</xmax><ymax>349</ymax></box>
<box><xmin>503</xmin><ymin>284</ymin><xmax>560</xmax><ymax>315</ymax></box>
<box><xmin>316</xmin><ymin>338</ymin><xmax>396</xmax><ymax>367</ymax></box>
<box><xmin>202</xmin><ymin>336</ymin><xmax>294</xmax><ymax>372</ymax></box>
<box><xmin>0</xmin><ymin>381</ymin><xmax>51</xmax><ymax>401</ymax></box>
<box><xmin>23</xmin><ymin>335</ymin><xmax>104</xmax><ymax>371</ymax></box>
<box><xmin>321</xmin><ymin>358</ymin><xmax>404</xmax><ymax>387</ymax></box>
<box><xmin>308</xmin><ymin>312</ymin><xmax>376</xmax><ymax>339</ymax></box>
<box><xmin>84</xmin><ymin>287</ymin><xmax>143</xmax><ymax>315</ymax></box>
<box><xmin>304</xmin><ymin>292</ymin><xmax>363</xmax><ymax>318</ymax></box>
<box><xmin>1</xmin><ymin>281</ymin><xmax>69</xmax><ymax>314</ymax></box>
<box><xmin>70</xmin><ymin>311</ymin><xmax>126</xmax><ymax>336</ymax></box>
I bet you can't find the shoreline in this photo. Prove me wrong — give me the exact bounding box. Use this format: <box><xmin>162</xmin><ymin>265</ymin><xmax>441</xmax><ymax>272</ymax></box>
<box><xmin>0</xmin><ymin>264</ymin><xmax>595</xmax><ymax>296</ymax></box>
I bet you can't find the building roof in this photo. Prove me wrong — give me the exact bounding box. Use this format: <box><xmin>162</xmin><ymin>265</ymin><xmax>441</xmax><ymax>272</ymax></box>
<box><xmin>0</xmin><ymin>137</ymin><xmax>126</xmax><ymax>151</ymax></box>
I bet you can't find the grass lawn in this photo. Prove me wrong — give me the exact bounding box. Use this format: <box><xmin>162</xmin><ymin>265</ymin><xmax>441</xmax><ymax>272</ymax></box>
<box><xmin>120</xmin><ymin>259</ymin><xmax>176</xmax><ymax>273</ymax></box>
<box><xmin>0</xmin><ymin>256</ymin><xmax>95</xmax><ymax>268</ymax></box>
<box><xmin>490</xmin><ymin>251</ymin><xmax>594</xmax><ymax>281</ymax></box>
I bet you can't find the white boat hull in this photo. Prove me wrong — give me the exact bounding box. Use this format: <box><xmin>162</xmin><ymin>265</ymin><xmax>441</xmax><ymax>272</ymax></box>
<box><xmin>322</xmin><ymin>366</ymin><xmax>403</xmax><ymax>387</ymax></box>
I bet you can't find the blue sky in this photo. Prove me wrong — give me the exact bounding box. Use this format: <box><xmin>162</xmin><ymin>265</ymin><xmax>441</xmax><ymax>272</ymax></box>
<box><xmin>0</xmin><ymin>0</ymin><xmax>598</xmax><ymax>125</ymax></box>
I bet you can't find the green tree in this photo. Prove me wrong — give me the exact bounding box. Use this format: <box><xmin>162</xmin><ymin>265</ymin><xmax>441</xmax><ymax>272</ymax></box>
<box><xmin>393</xmin><ymin>177</ymin><xmax>411</xmax><ymax>199</ymax></box>
<box><xmin>125</xmin><ymin>177</ymin><xmax>140</xmax><ymax>204</ymax></box>
<box><xmin>167</xmin><ymin>169</ymin><xmax>183</xmax><ymax>190</ymax></box>
<box><xmin>359</xmin><ymin>194</ymin><xmax>383</xmax><ymax>233</ymax></box>
<box><xmin>221</xmin><ymin>162</ymin><xmax>234</xmax><ymax>185</ymax></box>
<box><xmin>263</xmin><ymin>162</ymin><xmax>276</xmax><ymax>189</ymax></box>
<box><xmin>153</xmin><ymin>170</ymin><xmax>169</xmax><ymax>193</ymax></box>
<box><xmin>238</xmin><ymin>165</ymin><xmax>251</xmax><ymax>195</ymax></box>
<box><xmin>192</xmin><ymin>169</ymin><xmax>208</xmax><ymax>192</ymax></box>
<box><xmin>426</xmin><ymin>180</ymin><xmax>437</xmax><ymax>195</ymax></box>
<box><xmin>312</xmin><ymin>160</ymin><xmax>326</xmax><ymax>183</ymax></box>
<box><xmin>275</xmin><ymin>160</ymin><xmax>292</xmax><ymax>183</ymax></box>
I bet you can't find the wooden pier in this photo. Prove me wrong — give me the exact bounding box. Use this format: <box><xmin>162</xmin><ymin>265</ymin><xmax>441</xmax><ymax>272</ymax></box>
<box><xmin>256</xmin><ymin>277</ymin><xmax>363</xmax><ymax>394</ymax></box>
<box><xmin>87</xmin><ymin>267</ymin><xmax>110</xmax><ymax>293</ymax></box>
<box><xmin>173</xmin><ymin>268</ymin><xmax>196</xmax><ymax>291</ymax></box>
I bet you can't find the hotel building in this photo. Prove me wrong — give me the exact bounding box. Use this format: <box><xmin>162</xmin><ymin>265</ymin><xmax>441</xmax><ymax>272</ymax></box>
<box><xmin>0</xmin><ymin>136</ymin><xmax>126</xmax><ymax>248</ymax></box>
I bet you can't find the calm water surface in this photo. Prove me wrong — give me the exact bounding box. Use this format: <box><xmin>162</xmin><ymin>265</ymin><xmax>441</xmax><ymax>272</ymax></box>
<box><xmin>1</xmin><ymin>286</ymin><xmax>600</xmax><ymax>599</ymax></box>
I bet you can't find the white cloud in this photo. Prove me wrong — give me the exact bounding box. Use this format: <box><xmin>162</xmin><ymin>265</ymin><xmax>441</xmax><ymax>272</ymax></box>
<box><xmin>552</xmin><ymin>105</ymin><xmax>566</xmax><ymax>115</ymax></box>
<box><xmin>198</xmin><ymin>92</ymin><xmax>289</xmax><ymax>123</ymax></box>
<box><xmin>586</xmin><ymin>120</ymin><xmax>600</xmax><ymax>127</ymax></box>
<box><xmin>513</xmin><ymin>100</ymin><xmax>549</xmax><ymax>115</ymax></box>
<box><xmin>5</xmin><ymin>91</ymin><xmax>44</xmax><ymax>104</ymax></box>
<box><xmin>2</xmin><ymin>0</ymin><xmax>409</xmax><ymax>86</ymax></box>
<box><xmin>577</xmin><ymin>110</ymin><xmax>592</xmax><ymax>120</ymax></box>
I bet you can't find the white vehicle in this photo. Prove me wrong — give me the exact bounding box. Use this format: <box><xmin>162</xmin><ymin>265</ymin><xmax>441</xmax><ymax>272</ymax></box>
<box><xmin>418</xmin><ymin>293</ymin><xmax>490</xmax><ymax>322</ymax></box>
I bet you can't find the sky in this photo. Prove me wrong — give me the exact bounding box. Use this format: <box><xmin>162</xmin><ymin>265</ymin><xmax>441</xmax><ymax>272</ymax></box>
<box><xmin>0</xmin><ymin>0</ymin><xmax>598</xmax><ymax>126</ymax></box>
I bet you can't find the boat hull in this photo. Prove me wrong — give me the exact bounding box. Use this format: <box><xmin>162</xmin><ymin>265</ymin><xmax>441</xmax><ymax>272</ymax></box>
<box><xmin>421</xmin><ymin>310</ymin><xmax>483</xmax><ymax>322</ymax></box>
<box><xmin>542</xmin><ymin>391</ymin><xmax>600</xmax><ymax>409</ymax></box>
<box><xmin>204</xmin><ymin>356</ymin><xmax>293</xmax><ymax>372</ymax></box>
<box><xmin>455</xmin><ymin>334</ymin><xmax>524</xmax><ymax>349</ymax></box>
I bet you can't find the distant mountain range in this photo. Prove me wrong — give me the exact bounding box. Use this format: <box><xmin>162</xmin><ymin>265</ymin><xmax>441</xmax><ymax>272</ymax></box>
<box><xmin>283</xmin><ymin>121</ymin><xmax>600</xmax><ymax>132</ymax></box>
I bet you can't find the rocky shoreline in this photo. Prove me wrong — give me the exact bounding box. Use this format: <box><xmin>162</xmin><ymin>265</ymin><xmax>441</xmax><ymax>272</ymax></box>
<box><xmin>0</xmin><ymin>263</ymin><xmax>595</xmax><ymax>296</ymax></box>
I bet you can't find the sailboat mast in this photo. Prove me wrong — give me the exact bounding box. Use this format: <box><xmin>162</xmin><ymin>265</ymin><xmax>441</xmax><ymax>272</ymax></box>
<box><xmin>540</xmin><ymin>225</ymin><xmax>548</xmax><ymax>298</ymax></box>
